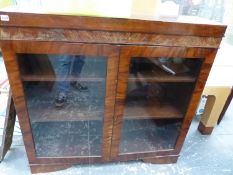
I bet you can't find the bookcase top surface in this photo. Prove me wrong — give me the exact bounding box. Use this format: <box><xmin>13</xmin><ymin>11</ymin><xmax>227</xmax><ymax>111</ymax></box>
<box><xmin>0</xmin><ymin>1</ymin><xmax>227</xmax><ymax>39</ymax></box>
<box><xmin>0</xmin><ymin>0</ymin><xmax>226</xmax><ymax>25</ymax></box>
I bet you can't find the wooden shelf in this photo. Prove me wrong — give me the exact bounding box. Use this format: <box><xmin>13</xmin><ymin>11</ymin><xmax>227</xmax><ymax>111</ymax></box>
<box><xmin>28</xmin><ymin>98</ymin><xmax>104</xmax><ymax>122</ymax></box>
<box><xmin>128</xmin><ymin>71</ymin><xmax>196</xmax><ymax>83</ymax></box>
<box><xmin>25</xmin><ymin>82</ymin><xmax>106</xmax><ymax>122</ymax></box>
<box><xmin>30</xmin><ymin>110</ymin><xmax>103</xmax><ymax>123</ymax></box>
<box><xmin>124</xmin><ymin>99</ymin><xmax>183</xmax><ymax>120</ymax></box>
<box><xmin>21</xmin><ymin>75</ymin><xmax>105</xmax><ymax>82</ymax></box>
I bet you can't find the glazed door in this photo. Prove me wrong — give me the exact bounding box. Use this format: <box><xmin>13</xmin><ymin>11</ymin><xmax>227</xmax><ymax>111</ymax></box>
<box><xmin>2</xmin><ymin>42</ymin><xmax>118</xmax><ymax>163</ymax></box>
<box><xmin>111</xmin><ymin>46</ymin><xmax>215</xmax><ymax>160</ymax></box>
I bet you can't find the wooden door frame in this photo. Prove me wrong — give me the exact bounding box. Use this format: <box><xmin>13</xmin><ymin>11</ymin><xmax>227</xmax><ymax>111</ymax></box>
<box><xmin>1</xmin><ymin>41</ymin><xmax>119</xmax><ymax>164</ymax></box>
<box><xmin>111</xmin><ymin>45</ymin><xmax>217</xmax><ymax>161</ymax></box>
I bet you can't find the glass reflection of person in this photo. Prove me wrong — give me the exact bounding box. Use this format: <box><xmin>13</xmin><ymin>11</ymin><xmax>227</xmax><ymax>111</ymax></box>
<box><xmin>55</xmin><ymin>55</ymin><xmax>88</xmax><ymax>107</ymax></box>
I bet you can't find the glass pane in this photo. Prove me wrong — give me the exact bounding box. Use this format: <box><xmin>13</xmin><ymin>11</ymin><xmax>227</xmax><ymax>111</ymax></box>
<box><xmin>120</xmin><ymin>119</ymin><xmax>182</xmax><ymax>153</ymax></box>
<box><xmin>17</xmin><ymin>54</ymin><xmax>107</xmax><ymax>157</ymax></box>
<box><xmin>18</xmin><ymin>54</ymin><xmax>106</xmax><ymax>80</ymax></box>
<box><xmin>120</xmin><ymin>57</ymin><xmax>202</xmax><ymax>154</ymax></box>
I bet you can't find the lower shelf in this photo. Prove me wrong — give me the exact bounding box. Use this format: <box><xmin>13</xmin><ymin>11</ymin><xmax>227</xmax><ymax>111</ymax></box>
<box><xmin>124</xmin><ymin>99</ymin><xmax>183</xmax><ymax>119</ymax></box>
<box><xmin>24</xmin><ymin>81</ymin><xmax>105</xmax><ymax>122</ymax></box>
<box><xmin>25</xmin><ymin>81</ymin><xmax>184</xmax><ymax>122</ymax></box>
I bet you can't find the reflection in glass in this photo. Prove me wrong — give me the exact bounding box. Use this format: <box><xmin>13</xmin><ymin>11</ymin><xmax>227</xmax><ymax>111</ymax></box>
<box><xmin>17</xmin><ymin>54</ymin><xmax>107</xmax><ymax>157</ymax></box>
<box><xmin>129</xmin><ymin>57</ymin><xmax>202</xmax><ymax>81</ymax></box>
<box><xmin>120</xmin><ymin>57</ymin><xmax>202</xmax><ymax>154</ymax></box>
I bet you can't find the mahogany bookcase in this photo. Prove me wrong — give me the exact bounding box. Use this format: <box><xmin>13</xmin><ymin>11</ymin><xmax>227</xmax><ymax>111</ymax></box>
<box><xmin>0</xmin><ymin>12</ymin><xmax>226</xmax><ymax>173</ymax></box>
